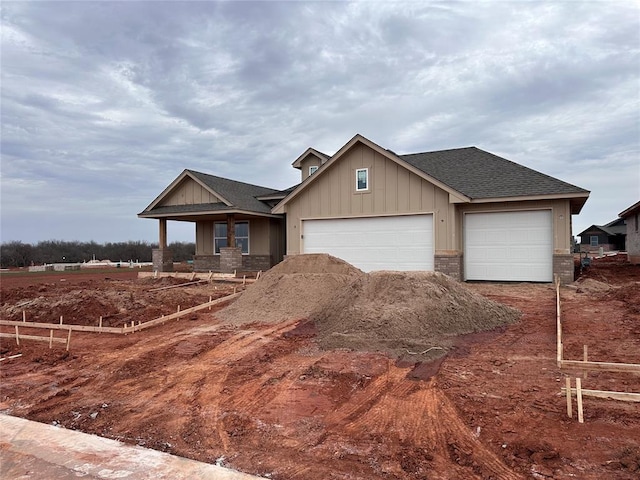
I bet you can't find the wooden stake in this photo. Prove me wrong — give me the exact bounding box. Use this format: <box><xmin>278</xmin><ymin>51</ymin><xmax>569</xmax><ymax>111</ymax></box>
<box><xmin>243</xmin><ymin>275</ymin><xmax>246</xmax><ymax>286</ymax></box>
<box><xmin>233</xmin><ymin>286</ymin><xmax>237</xmax><ymax>294</ymax></box>
<box><xmin>99</xmin><ymin>316</ymin><xmax>103</xmax><ymax>332</ymax></box>
<box><xmin>565</xmin><ymin>377</ymin><xmax>572</xmax><ymax>418</ymax></box>
<box><xmin>576</xmin><ymin>378</ymin><xmax>584</xmax><ymax>423</ymax></box>
<box><xmin>0</xmin><ymin>354</ymin><xmax>22</xmax><ymax>362</ymax></box>
<box><xmin>15</xmin><ymin>325</ymin><xmax>20</xmax><ymax>345</ymax></box>
<box><xmin>23</xmin><ymin>311</ymin><xmax>26</xmax><ymax>322</ymax></box>
<box><xmin>256</xmin><ymin>270</ymin><xmax>262</xmax><ymax>280</ymax></box>
<box><xmin>66</xmin><ymin>328</ymin><xmax>72</xmax><ymax>351</ymax></box>
<box><xmin>60</xmin><ymin>315</ymin><xmax>63</xmax><ymax>325</ymax></box>
<box><xmin>209</xmin><ymin>296</ymin><xmax>212</xmax><ymax>310</ymax></box>
<box><xmin>583</xmin><ymin>345</ymin><xmax>588</xmax><ymax>378</ymax></box>
<box><xmin>49</xmin><ymin>330</ymin><xmax>53</xmax><ymax>349</ymax></box>
<box><xmin>556</xmin><ymin>279</ymin><xmax>562</xmax><ymax>367</ymax></box>
<box><xmin>177</xmin><ymin>305</ymin><xmax>181</xmax><ymax>313</ymax></box>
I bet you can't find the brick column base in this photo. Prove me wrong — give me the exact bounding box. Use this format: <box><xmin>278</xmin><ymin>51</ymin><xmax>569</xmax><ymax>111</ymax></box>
<box><xmin>434</xmin><ymin>252</ymin><xmax>463</xmax><ymax>281</ymax></box>
<box><xmin>553</xmin><ymin>253</ymin><xmax>575</xmax><ymax>284</ymax></box>
<box><xmin>220</xmin><ymin>247</ymin><xmax>243</xmax><ymax>273</ymax></box>
<box><xmin>152</xmin><ymin>249</ymin><xmax>173</xmax><ymax>272</ymax></box>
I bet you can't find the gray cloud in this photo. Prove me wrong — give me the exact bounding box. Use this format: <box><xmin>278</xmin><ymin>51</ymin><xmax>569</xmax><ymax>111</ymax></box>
<box><xmin>1</xmin><ymin>0</ymin><xmax>638</xmax><ymax>243</ymax></box>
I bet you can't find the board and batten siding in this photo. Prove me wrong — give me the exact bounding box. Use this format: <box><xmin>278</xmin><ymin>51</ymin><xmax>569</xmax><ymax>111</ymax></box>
<box><xmin>160</xmin><ymin>178</ymin><xmax>220</xmax><ymax>206</ymax></box>
<box><xmin>284</xmin><ymin>143</ymin><xmax>456</xmax><ymax>255</ymax></box>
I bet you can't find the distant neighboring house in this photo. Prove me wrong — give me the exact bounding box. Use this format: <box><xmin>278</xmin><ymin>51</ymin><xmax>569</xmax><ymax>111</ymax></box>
<box><xmin>577</xmin><ymin>219</ymin><xmax>627</xmax><ymax>253</ymax></box>
<box><xmin>139</xmin><ymin>134</ymin><xmax>590</xmax><ymax>283</ymax></box>
<box><xmin>619</xmin><ymin>200</ymin><xmax>640</xmax><ymax>264</ymax></box>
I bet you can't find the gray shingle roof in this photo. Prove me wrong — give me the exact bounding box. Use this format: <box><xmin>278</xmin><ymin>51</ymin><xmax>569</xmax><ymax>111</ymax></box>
<box><xmin>400</xmin><ymin>147</ymin><xmax>589</xmax><ymax>200</ymax></box>
<box><xmin>187</xmin><ymin>170</ymin><xmax>279</xmax><ymax>214</ymax></box>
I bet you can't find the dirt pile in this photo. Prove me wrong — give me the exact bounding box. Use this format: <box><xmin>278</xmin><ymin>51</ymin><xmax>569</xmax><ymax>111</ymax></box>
<box><xmin>216</xmin><ymin>254</ymin><xmax>363</xmax><ymax>325</ymax></box>
<box><xmin>218</xmin><ymin>254</ymin><xmax>520</xmax><ymax>360</ymax></box>
<box><xmin>310</xmin><ymin>271</ymin><xmax>521</xmax><ymax>360</ymax></box>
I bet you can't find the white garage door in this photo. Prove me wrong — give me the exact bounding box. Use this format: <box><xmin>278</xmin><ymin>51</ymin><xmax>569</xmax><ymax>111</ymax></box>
<box><xmin>302</xmin><ymin>215</ymin><xmax>433</xmax><ymax>272</ymax></box>
<box><xmin>464</xmin><ymin>210</ymin><xmax>553</xmax><ymax>282</ymax></box>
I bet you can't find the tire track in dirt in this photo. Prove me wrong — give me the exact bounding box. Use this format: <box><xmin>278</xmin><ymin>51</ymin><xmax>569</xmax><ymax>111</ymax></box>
<box><xmin>325</xmin><ymin>365</ymin><xmax>524</xmax><ymax>480</ymax></box>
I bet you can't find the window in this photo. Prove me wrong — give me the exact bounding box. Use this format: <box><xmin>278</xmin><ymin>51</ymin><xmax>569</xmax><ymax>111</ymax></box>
<box><xmin>355</xmin><ymin>168</ymin><xmax>368</xmax><ymax>191</ymax></box>
<box><xmin>590</xmin><ymin>235</ymin><xmax>598</xmax><ymax>247</ymax></box>
<box><xmin>214</xmin><ymin>221</ymin><xmax>249</xmax><ymax>254</ymax></box>
<box><xmin>309</xmin><ymin>166</ymin><xmax>318</xmax><ymax>176</ymax></box>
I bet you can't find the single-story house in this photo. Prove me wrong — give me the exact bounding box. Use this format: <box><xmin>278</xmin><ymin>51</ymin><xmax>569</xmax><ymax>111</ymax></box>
<box><xmin>619</xmin><ymin>200</ymin><xmax>640</xmax><ymax>264</ymax></box>
<box><xmin>577</xmin><ymin>219</ymin><xmax>627</xmax><ymax>253</ymax></box>
<box><xmin>139</xmin><ymin>134</ymin><xmax>590</xmax><ymax>283</ymax></box>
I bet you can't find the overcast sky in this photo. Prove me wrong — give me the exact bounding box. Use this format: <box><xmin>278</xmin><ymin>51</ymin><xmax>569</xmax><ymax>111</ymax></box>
<box><xmin>1</xmin><ymin>1</ymin><xmax>638</xmax><ymax>245</ymax></box>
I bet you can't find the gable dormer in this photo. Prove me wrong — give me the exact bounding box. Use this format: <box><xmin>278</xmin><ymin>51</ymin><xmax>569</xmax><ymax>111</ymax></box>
<box><xmin>291</xmin><ymin>147</ymin><xmax>330</xmax><ymax>182</ymax></box>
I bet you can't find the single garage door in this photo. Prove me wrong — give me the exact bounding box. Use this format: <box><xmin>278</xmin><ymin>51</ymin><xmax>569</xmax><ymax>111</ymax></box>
<box><xmin>464</xmin><ymin>210</ymin><xmax>552</xmax><ymax>282</ymax></box>
<box><xmin>302</xmin><ymin>215</ymin><xmax>433</xmax><ymax>272</ymax></box>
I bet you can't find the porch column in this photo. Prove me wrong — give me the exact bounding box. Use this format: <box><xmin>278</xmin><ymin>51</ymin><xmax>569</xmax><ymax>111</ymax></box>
<box><xmin>152</xmin><ymin>218</ymin><xmax>173</xmax><ymax>272</ymax></box>
<box><xmin>220</xmin><ymin>214</ymin><xmax>242</xmax><ymax>274</ymax></box>
<box><xmin>159</xmin><ymin>218</ymin><xmax>168</xmax><ymax>249</ymax></box>
<box><xmin>226</xmin><ymin>214</ymin><xmax>236</xmax><ymax>249</ymax></box>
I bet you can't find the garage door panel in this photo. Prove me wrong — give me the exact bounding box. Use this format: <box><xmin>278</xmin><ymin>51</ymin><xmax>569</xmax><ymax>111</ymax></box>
<box><xmin>465</xmin><ymin>211</ymin><xmax>552</xmax><ymax>282</ymax></box>
<box><xmin>303</xmin><ymin>215</ymin><xmax>433</xmax><ymax>272</ymax></box>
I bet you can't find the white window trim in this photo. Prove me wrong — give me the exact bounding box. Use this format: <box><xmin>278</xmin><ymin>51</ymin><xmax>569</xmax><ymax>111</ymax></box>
<box><xmin>355</xmin><ymin>168</ymin><xmax>369</xmax><ymax>192</ymax></box>
<box><xmin>214</xmin><ymin>221</ymin><xmax>250</xmax><ymax>255</ymax></box>
<box><xmin>309</xmin><ymin>165</ymin><xmax>318</xmax><ymax>175</ymax></box>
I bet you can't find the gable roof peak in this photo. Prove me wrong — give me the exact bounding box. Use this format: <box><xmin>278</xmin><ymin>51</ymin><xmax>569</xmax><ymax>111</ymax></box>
<box><xmin>291</xmin><ymin>147</ymin><xmax>331</xmax><ymax>169</ymax></box>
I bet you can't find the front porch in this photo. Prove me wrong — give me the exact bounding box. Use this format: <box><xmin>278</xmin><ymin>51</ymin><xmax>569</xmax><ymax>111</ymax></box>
<box><xmin>148</xmin><ymin>215</ymin><xmax>284</xmax><ymax>274</ymax></box>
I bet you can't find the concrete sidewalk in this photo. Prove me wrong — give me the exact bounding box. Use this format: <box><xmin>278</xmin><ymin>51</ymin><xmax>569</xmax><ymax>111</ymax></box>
<box><xmin>0</xmin><ymin>414</ymin><xmax>264</xmax><ymax>479</ymax></box>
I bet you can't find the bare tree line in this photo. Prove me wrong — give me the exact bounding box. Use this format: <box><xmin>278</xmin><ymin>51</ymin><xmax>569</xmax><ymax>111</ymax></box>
<box><xmin>0</xmin><ymin>240</ymin><xmax>195</xmax><ymax>268</ymax></box>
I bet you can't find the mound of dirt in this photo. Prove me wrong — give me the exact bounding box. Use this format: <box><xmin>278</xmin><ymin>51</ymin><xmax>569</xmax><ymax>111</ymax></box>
<box><xmin>574</xmin><ymin>278</ymin><xmax>613</xmax><ymax>294</ymax></box>
<box><xmin>267</xmin><ymin>253</ymin><xmax>364</xmax><ymax>276</ymax></box>
<box><xmin>216</xmin><ymin>255</ymin><xmax>363</xmax><ymax>325</ymax></box>
<box><xmin>218</xmin><ymin>254</ymin><xmax>520</xmax><ymax>361</ymax></box>
<box><xmin>310</xmin><ymin>271</ymin><xmax>521</xmax><ymax>361</ymax></box>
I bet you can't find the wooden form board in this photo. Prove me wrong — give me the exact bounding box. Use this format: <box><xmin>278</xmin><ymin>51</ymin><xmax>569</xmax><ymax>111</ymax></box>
<box><xmin>0</xmin><ymin>292</ymin><xmax>242</xmax><ymax>335</ymax></box>
<box><xmin>555</xmin><ymin>276</ymin><xmax>640</xmax><ymax>374</ymax></box>
<box><xmin>0</xmin><ymin>332</ymin><xmax>66</xmax><ymax>344</ymax></box>
<box><xmin>561</xmin><ymin>387</ymin><xmax>640</xmax><ymax>403</ymax></box>
<box><xmin>560</xmin><ymin>359</ymin><xmax>640</xmax><ymax>374</ymax></box>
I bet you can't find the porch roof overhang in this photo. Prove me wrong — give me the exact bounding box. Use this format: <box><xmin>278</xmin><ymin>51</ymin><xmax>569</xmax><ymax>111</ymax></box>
<box><xmin>138</xmin><ymin>203</ymin><xmax>283</xmax><ymax>222</ymax></box>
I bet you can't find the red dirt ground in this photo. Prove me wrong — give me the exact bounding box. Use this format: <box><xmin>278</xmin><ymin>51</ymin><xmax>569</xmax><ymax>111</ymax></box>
<box><xmin>1</xmin><ymin>258</ymin><xmax>639</xmax><ymax>479</ymax></box>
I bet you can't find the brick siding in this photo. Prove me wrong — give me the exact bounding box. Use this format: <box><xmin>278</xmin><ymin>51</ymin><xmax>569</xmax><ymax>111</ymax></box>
<box><xmin>434</xmin><ymin>253</ymin><xmax>463</xmax><ymax>281</ymax></box>
<box><xmin>152</xmin><ymin>249</ymin><xmax>173</xmax><ymax>272</ymax></box>
<box><xmin>553</xmin><ymin>254</ymin><xmax>574</xmax><ymax>284</ymax></box>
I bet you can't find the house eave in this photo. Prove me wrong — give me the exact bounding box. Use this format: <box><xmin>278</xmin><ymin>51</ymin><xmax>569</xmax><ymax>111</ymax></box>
<box><xmin>291</xmin><ymin>148</ymin><xmax>330</xmax><ymax>169</ymax></box>
<box><xmin>619</xmin><ymin>200</ymin><xmax>640</xmax><ymax>218</ymax></box>
<box><xmin>467</xmin><ymin>192</ymin><xmax>590</xmax><ymax>214</ymax></box>
<box><xmin>138</xmin><ymin>208</ymin><xmax>282</xmax><ymax>220</ymax></box>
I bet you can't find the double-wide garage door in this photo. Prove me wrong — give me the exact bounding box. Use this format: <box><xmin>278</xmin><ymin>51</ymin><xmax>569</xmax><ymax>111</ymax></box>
<box><xmin>302</xmin><ymin>215</ymin><xmax>433</xmax><ymax>272</ymax></box>
<box><xmin>464</xmin><ymin>210</ymin><xmax>552</xmax><ymax>282</ymax></box>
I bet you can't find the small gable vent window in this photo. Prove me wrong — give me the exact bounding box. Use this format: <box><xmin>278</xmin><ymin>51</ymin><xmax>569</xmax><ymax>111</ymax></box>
<box><xmin>356</xmin><ymin>168</ymin><xmax>369</xmax><ymax>191</ymax></box>
<box><xmin>214</xmin><ymin>221</ymin><xmax>249</xmax><ymax>254</ymax></box>
<box><xmin>309</xmin><ymin>166</ymin><xmax>318</xmax><ymax>176</ymax></box>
